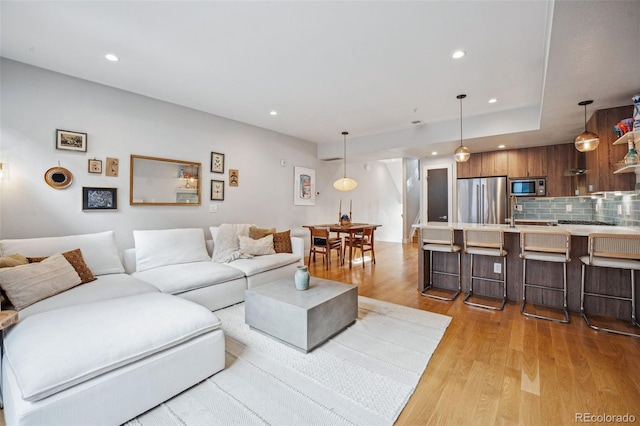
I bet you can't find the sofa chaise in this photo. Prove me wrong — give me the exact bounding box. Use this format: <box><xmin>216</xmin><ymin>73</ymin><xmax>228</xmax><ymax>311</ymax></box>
<box><xmin>0</xmin><ymin>231</ymin><xmax>225</xmax><ymax>426</ymax></box>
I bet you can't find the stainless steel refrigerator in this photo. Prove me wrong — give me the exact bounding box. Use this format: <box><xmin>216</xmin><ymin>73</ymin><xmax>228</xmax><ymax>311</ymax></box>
<box><xmin>457</xmin><ymin>176</ymin><xmax>507</xmax><ymax>224</ymax></box>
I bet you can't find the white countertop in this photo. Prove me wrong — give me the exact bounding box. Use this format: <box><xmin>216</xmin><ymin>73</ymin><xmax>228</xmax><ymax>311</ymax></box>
<box><xmin>413</xmin><ymin>222</ymin><xmax>640</xmax><ymax>237</ymax></box>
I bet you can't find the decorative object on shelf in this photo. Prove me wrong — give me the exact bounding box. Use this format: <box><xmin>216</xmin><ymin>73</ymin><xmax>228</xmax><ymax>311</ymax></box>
<box><xmin>624</xmin><ymin>141</ymin><xmax>638</xmax><ymax>166</ymax></box>
<box><xmin>333</xmin><ymin>131</ymin><xmax>358</xmax><ymax>191</ymax></box>
<box><xmin>210</xmin><ymin>152</ymin><xmax>225</xmax><ymax>173</ymax></box>
<box><xmin>229</xmin><ymin>169</ymin><xmax>239</xmax><ymax>187</ymax></box>
<box><xmin>633</xmin><ymin>94</ymin><xmax>640</xmax><ymax>132</ymax></box>
<box><xmin>294</xmin><ymin>265</ymin><xmax>310</xmax><ymax>291</ymax></box>
<box><xmin>294</xmin><ymin>166</ymin><xmax>316</xmax><ymax>205</ymax></box>
<box><xmin>210</xmin><ymin>180</ymin><xmax>224</xmax><ymax>201</ymax></box>
<box><xmin>454</xmin><ymin>94</ymin><xmax>470</xmax><ymax>162</ymax></box>
<box><xmin>88</xmin><ymin>159</ymin><xmax>102</xmax><ymax>174</ymax></box>
<box><xmin>612</xmin><ymin>118</ymin><xmax>635</xmax><ymax>138</ymax></box>
<box><xmin>82</xmin><ymin>187</ymin><xmax>117</xmax><ymax>211</ymax></box>
<box><xmin>338</xmin><ymin>199</ymin><xmax>352</xmax><ymax>225</ymax></box>
<box><xmin>44</xmin><ymin>164</ymin><xmax>73</xmax><ymax>189</ymax></box>
<box><xmin>105</xmin><ymin>157</ymin><xmax>119</xmax><ymax>177</ymax></box>
<box><xmin>56</xmin><ymin>129</ymin><xmax>87</xmax><ymax>152</ymax></box>
<box><xmin>574</xmin><ymin>100</ymin><xmax>599</xmax><ymax>152</ymax></box>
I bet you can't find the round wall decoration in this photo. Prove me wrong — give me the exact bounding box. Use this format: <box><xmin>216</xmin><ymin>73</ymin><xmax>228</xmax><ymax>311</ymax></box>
<box><xmin>44</xmin><ymin>167</ymin><xmax>73</xmax><ymax>189</ymax></box>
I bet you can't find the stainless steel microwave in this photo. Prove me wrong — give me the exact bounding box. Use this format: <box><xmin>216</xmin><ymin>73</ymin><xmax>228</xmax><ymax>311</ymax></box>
<box><xmin>509</xmin><ymin>178</ymin><xmax>546</xmax><ymax>197</ymax></box>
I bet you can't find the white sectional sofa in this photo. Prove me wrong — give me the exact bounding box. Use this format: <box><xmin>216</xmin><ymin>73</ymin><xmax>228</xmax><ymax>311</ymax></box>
<box><xmin>122</xmin><ymin>226</ymin><xmax>304</xmax><ymax>311</ymax></box>
<box><xmin>0</xmin><ymin>231</ymin><xmax>225</xmax><ymax>426</ymax></box>
<box><xmin>0</xmin><ymin>226</ymin><xmax>303</xmax><ymax>425</ymax></box>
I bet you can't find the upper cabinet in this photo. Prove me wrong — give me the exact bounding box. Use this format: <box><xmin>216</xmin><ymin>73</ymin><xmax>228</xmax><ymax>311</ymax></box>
<box><xmin>481</xmin><ymin>151</ymin><xmax>508</xmax><ymax>176</ymax></box>
<box><xmin>507</xmin><ymin>146</ymin><xmax>547</xmax><ymax>178</ymax></box>
<box><xmin>456</xmin><ymin>154</ymin><xmax>482</xmax><ymax>178</ymax></box>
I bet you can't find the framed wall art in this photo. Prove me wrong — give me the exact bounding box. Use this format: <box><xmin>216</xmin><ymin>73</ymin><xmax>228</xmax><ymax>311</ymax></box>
<box><xmin>82</xmin><ymin>187</ymin><xmax>117</xmax><ymax>211</ymax></box>
<box><xmin>88</xmin><ymin>159</ymin><xmax>102</xmax><ymax>174</ymax></box>
<box><xmin>56</xmin><ymin>129</ymin><xmax>87</xmax><ymax>152</ymax></box>
<box><xmin>229</xmin><ymin>169</ymin><xmax>239</xmax><ymax>187</ymax></box>
<box><xmin>105</xmin><ymin>157</ymin><xmax>119</xmax><ymax>177</ymax></box>
<box><xmin>211</xmin><ymin>180</ymin><xmax>224</xmax><ymax>201</ymax></box>
<box><xmin>293</xmin><ymin>166</ymin><xmax>315</xmax><ymax>206</ymax></box>
<box><xmin>211</xmin><ymin>152</ymin><xmax>225</xmax><ymax>173</ymax></box>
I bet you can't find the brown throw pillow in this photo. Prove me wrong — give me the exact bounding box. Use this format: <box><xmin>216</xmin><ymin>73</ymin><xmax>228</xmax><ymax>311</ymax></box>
<box><xmin>249</xmin><ymin>226</ymin><xmax>276</xmax><ymax>240</ymax></box>
<box><xmin>28</xmin><ymin>248</ymin><xmax>97</xmax><ymax>284</ymax></box>
<box><xmin>272</xmin><ymin>230</ymin><xmax>292</xmax><ymax>253</ymax></box>
<box><xmin>0</xmin><ymin>254</ymin><xmax>29</xmax><ymax>268</ymax></box>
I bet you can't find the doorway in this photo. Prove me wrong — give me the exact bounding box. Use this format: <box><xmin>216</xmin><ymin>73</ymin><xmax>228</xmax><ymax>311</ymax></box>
<box><xmin>423</xmin><ymin>164</ymin><xmax>453</xmax><ymax>224</ymax></box>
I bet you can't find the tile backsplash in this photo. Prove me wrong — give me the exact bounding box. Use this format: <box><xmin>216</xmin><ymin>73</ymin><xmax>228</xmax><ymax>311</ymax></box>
<box><xmin>513</xmin><ymin>192</ymin><xmax>640</xmax><ymax>227</ymax></box>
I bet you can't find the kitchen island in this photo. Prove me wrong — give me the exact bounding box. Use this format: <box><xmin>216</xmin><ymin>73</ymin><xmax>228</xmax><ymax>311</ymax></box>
<box><xmin>414</xmin><ymin>222</ymin><xmax>640</xmax><ymax>320</ymax></box>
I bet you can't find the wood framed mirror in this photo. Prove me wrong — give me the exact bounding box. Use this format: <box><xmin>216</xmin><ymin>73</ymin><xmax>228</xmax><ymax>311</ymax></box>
<box><xmin>130</xmin><ymin>155</ymin><xmax>201</xmax><ymax>206</ymax></box>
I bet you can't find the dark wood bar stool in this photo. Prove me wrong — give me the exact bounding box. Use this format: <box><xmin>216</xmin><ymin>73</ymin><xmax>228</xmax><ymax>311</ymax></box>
<box><xmin>463</xmin><ymin>228</ymin><xmax>508</xmax><ymax>310</ymax></box>
<box><xmin>420</xmin><ymin>226</ymin><xmax>461</xmax><ymax>301</ymax></box>
<box><xmin>520</xmin><ymin>229</ymin><xmax>571</xmax><ymax>323</ymax></box>
<box><xmin>580</xmin><ymin>233</ymin><xmax>640</xmax><ymax>338</ymax></box>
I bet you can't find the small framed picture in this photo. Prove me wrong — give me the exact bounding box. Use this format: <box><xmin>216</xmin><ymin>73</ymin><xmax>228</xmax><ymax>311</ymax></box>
<box><xmin>82</xmin><ymin>187</ymin><xmax>117</xmax><ymax>211</ymax></box>
<box><xmin>211</xmin><ymin>180</ymin><xmax>224</xmax><ymax>201</ymax></box>
<box><xmin>88</xmin><ymin>159</ymin><xmax>102</xmax><ymax>174</ymax></box>
<box><xmin>105</xmin><ymin>157</ymin><xmax>119</xmax><ymax>177</ymax></box>
<box><xmin>56</xmin><ymin>129</ymin><xmax>87</xmax><ymax>152</ymax></box>
<box><xmin>229</xmin><ymin>169</ymin><xmax>239</xmax><ymax>187</ymax></box>
<box><xmin>211</xmin><ymin>152</ymin><xmax>225</xmax><ymax>173</ymax></box>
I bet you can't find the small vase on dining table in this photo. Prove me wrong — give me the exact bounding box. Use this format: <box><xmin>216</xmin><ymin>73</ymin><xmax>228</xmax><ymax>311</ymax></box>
<box><xmin>294</xmin><ymin>265</ymin><xmax>310</xmax><ymax>290</ymax></box>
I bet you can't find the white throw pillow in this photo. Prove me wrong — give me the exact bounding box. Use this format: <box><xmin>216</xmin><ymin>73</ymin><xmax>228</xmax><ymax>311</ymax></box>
<box><xmin>133</xmin><ymin>228</ymin><xmax>210</xmax><ymax>272</ymax></box>
<box><xmin>0</xmin><ymin>253</ymin><xmax>82</xmax><ymax>310</ymax></box>
<box><xmin>239</xmin><ymin>234</ymin><xmax>276</xmax><ymax>256</ymax></box>
<box><xmin>0</xmin><ymin>231</ymin><xmax>124</xmax><ymax>276</ymax></box>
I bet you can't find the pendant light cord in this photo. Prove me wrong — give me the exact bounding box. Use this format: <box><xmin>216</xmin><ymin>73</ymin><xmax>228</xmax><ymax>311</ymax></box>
<box><xmin>342</xmin><ymin>131</ymin><xmax>348</xmax><ymax>178</ymax></box>
<box><xmin>460</xmin><ymin>97</ymin><xmax>463</xmax><ymax>147</ymax></box>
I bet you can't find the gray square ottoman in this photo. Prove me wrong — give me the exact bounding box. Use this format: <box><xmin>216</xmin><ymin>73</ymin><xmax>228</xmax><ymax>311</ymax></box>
<box><xmin>244</xmin><ymin>277</ymin><xmax>358</xmax><ymax>352</ymax></box>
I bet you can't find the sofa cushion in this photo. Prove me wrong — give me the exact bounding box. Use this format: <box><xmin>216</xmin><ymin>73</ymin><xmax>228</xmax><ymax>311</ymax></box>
<box><xmin>133</xmin><ymin>261</ymin><xmax>245</xmax><ymax>295</ymax></box>
<box><xmin>239</xmin><ymin>235</ymin><xmax>276</xmax><ymax>256</ymax></box>
<box><xmin>0</xmin><ymin>254</ymin><xmax>29</xmax><ymax>268</ymax></box>
<box><xmin>0</xmin><ymin>253</ymin><xmax>82</xmax><ymax>310</ymax></box>
<box><xmin>4</xmin><ymin>292</ymin><xmax>222</xmax><ymax>402</ymax></box>
<box><xmin>28</xmin><ymin>248</ymin><xmax>97</xmax><ymax>284</ymax></box>
<box><xmin>0</xmin><ymin>231</ymin><xmax>124</xmax><ymax>276</ymax></box>
<box><xmin>17</xmin><ymin>273</ymin><xmax>160</xmax><ymax>320</ymax></box>
<box><xmin>133</xmin><ymin>228</ymin><xmax>210</xmax><ymax>272</ymax></box>
<box><xmin>249</xmin><ymin>226</ymin><xmax>276</xmax><ymax>240</ymax></box>
<box><xmin>273</xmin><ymin>230</ymin><xmax>293</xmax><ymax>253</ymax></box>
<box><xmin>225</xmin><ymin>253</ymin><xmax>301</xmax><ymax>277</ymax></box>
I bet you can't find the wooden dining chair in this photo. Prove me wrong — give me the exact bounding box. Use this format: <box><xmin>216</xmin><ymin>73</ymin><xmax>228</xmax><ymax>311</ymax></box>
<box><xmin>307</xmin><ymin>227</ymin><xmax>343</xmax><ymax>270</ymax></box>
<box><xmin>343</xmin><ymin>227</ymin><xmax>376</xmax><ymax>268</ymax></box>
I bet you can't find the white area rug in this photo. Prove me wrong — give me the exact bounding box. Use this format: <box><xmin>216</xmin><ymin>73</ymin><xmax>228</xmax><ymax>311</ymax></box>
<box><xmin>126</xmin><ymin>296</ymin><xmax>451</xmax><ymax>426</ymax></box>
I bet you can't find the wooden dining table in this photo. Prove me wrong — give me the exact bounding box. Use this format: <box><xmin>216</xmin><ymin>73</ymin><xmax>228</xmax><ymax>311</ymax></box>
<box><xmin>303</xmin><ymin>223</ymin><xmax>382</xmax><ymax>269</ymax></box>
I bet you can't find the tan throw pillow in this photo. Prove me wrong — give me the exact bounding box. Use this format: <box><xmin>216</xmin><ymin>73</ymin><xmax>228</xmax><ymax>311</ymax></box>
<box><xmin>272</xmin><ymin>230</ymin><xmax>293</xmax><ymax>253</ymax></box>
<box><xmin>0</xmin><ymin>253</ymin><xmax>82</xmax><ymax>310</ymax></box>
<box><xmin>249</xmin><ymin>226</ymin><xmax>276</xmax><ymax>240</ymax></box>
<box><xmin>0</xmin><ymin>254</ymin><xmax>29</xmax><ymax>268</ymax></box>
<box><xmin>28</xmin><ymin>248</ymin><xmax>97</xmax><ymax>284</ymax></box>
<box><xmin>239</xmin><ymin>235</ymin><xmax>276</xmax><ymax>256</ymax></box>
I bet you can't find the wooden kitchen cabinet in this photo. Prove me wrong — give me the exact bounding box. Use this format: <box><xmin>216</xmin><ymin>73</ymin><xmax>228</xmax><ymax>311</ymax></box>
<box><xmin>507</xmin><ymin>150</ymin><xmax>527</xmax><ymax>177</ymax></box>
<box><xmin>456</xmin><ymin>153</ymin><xmax>482</xmax><ymax>178</ymax></box>
<box><xmin>481</xmin><ymin>151</ymin><xmax>508</xmax><ymax>176</ymax></box>
<box><xmin>546</xmin><ymin>143</ymin><xmax>574</xmax><ymax>197</ymax></box>
<box><xmin>527</xmin><ymin>146</ymin><xmax>547</xmax><ymax>177</ymax></box>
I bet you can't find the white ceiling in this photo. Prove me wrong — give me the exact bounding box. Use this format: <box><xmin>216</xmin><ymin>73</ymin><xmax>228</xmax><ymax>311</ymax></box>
<box><xmin>1</xmin><ymin>1</ymin><xmax>639</xmax><ymax>162</ymax></box>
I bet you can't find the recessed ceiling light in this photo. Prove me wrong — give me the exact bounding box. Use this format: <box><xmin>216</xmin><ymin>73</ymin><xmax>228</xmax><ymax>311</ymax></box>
<box><xmin>498</xmin><ymin>144</ymin><xmax>506</xmax><ymax>149</ymax></box>
<box><xmin>105</xmin><ymin>54</ymin><xmax>119</xmax><ymax>62</ymax></box>
<box><xmin>452</xmin><ymin>50</ymin><xmax>466</xmax><ymax>59</ymax></box>
<box><xmin>488</xmin><ymin>98</ymin><xmax>498</xmax><ymax>104</ymax></box>
<box><xmin>431</xmin><ymin>151</ymin><xmax>438</xmax><ymax>156</ymax></box>
<box><xmin>270</xmin><ymin>111</ymin><xmax>278</xmax><ymax>116</ymax></box>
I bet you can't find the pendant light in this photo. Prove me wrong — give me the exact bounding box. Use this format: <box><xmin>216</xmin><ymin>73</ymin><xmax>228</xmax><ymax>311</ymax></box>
<box><xmin>574</xmin><ymin>100</ymin><xmax>600</xmax><ymax>152</ymax></box>
<box><xmin>454</xmin><ymin>94</ymin><xmax>471</xmax><ymax>162</ymax></box>
<box><xmin>333</xmin><ymin>131</ymin><xmax>358</xmax><ymax>191</ymax></box>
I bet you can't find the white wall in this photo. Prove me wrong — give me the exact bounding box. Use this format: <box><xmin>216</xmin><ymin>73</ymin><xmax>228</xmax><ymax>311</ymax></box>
<box><xmin>0</xmin><ymin>59</ymin><xmax>405</xmax><ymax>249</ymax></box>
<box><xmin>403</xmin><ymin>158</ymin><xmax>420</xmax><ymax>242</ymax></box>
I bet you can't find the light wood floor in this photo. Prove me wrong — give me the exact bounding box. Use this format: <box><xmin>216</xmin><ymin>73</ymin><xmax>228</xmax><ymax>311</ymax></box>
<box><xmin>308</xmin><ymin>241</ymin><xmax>640</xmax><ymax>425</ymax></box>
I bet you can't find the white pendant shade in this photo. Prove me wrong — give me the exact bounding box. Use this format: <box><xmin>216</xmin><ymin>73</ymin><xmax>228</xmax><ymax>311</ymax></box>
<box><xmin>333</xmin><ymin>177</ymin><xmax>358</xmax><ymax>191</ymax></box>
<box><xmin>334</xmin><ymin>131</ymin><xmax>357</xmax><ymax>192</ymax></box>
